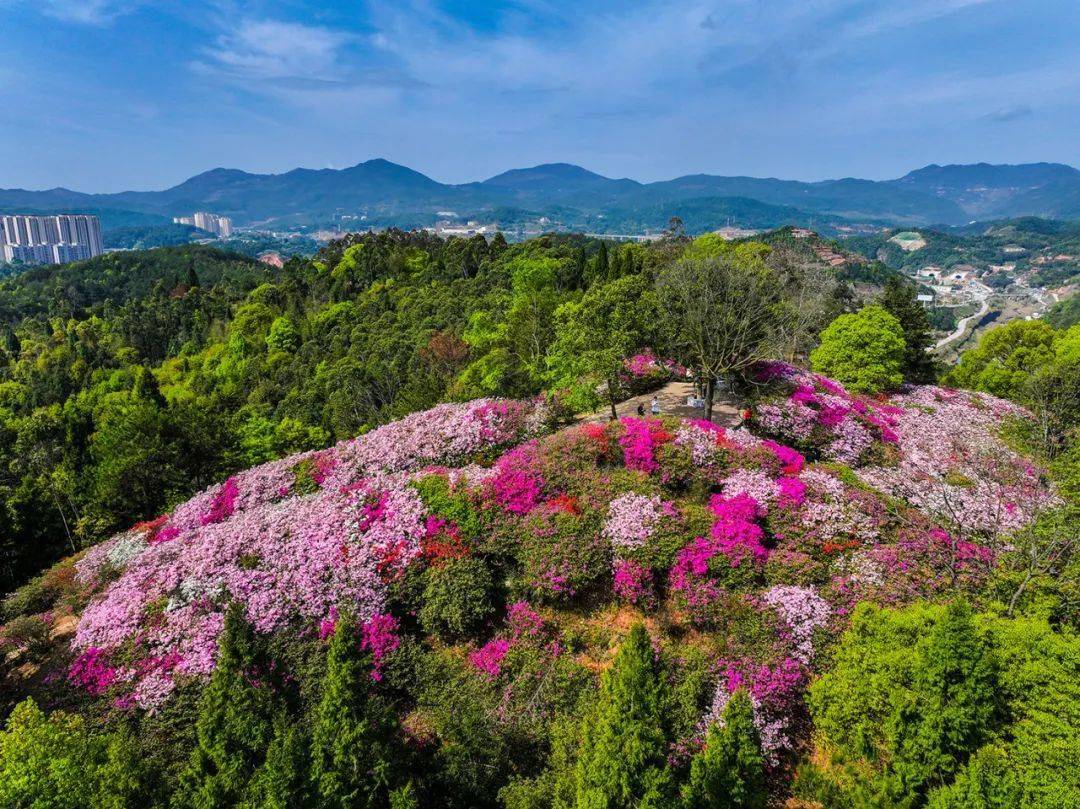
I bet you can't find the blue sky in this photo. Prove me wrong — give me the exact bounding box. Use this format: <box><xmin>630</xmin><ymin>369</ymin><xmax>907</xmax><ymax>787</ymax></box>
<box><xmin>1</xmin><ymin>0</ymin><xmax>1077</xmax><ymax>191</ymax></box>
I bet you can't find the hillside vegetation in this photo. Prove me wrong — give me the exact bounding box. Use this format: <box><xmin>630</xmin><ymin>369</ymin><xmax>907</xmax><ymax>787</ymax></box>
<box><xmin>0</xmin><ymin>230</ymin><xmax>1077</xmax><ymax>809</ymax></box>
<box><xmin>0</xmin><ymin>231</ymin><xmax>868</xmax><ymax>590</ymax></box>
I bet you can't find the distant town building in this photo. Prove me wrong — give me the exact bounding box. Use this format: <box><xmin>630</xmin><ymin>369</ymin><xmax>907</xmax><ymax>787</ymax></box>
<box><xmin>713</xmin><ymin>226</ymin><xmax>760</xmax><ymax>240</ymax></box>
<box><xmin>174</xmin><ymin>212</ymin><xmax>233</xmax><ymax>238</ymax></box>
<box><xmin>0</xmin><ymin>214</ymin><xmax>103</xmax><ymax>265</ymax></box>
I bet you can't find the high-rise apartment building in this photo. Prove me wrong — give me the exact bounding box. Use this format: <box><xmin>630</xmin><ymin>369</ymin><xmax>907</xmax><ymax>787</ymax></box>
<box><xmin>0</xmin><ymin>214</ymin><xmax>103</xmax><ymax>265</ymax></box>
<box><xmin>175</xmin><ymin>212</ymin><xmax>233</xmax><ymax>238</ymax></box>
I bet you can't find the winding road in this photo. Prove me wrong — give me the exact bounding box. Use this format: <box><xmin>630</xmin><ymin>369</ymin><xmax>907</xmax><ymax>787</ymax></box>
<box><xmin>934</xmin><ymin>285</ymin><xmax>992</xmax><ymax>351</ymax></box>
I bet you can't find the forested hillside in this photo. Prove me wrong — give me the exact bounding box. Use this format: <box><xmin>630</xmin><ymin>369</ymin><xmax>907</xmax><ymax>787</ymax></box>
<box><xmin>0</xmin><ymin>230</ymin><xmax>1076</xmax><ymax>809</ymax></box>
<box><xmin>0</xmin><ymin>232</ymin><xmax>864</xmax><ymax>591</ymax></box>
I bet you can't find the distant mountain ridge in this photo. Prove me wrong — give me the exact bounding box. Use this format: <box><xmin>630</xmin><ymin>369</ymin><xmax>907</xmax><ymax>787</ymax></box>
<box><xmin>1</xmin><ymin>159</ymin><xmax>1078</xmax><ymax>231</ymax></box>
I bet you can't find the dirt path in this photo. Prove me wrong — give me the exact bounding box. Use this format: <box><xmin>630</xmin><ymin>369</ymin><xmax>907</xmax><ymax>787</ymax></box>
<box><xmin>581</xmin><ymin>380</ymin><xmax>743</xmax><ymax>427</ymax></box>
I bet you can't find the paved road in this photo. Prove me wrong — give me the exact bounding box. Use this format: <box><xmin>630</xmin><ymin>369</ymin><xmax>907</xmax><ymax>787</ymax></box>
<box><xmin>581</xmin><ymin>380</ymin><xmax>742</xmax><ymax>426</ymax></box>
<box><xmin>934</xmin><ymin>285</ymin><xmax>992</xmax><ymax>350</ymax></box>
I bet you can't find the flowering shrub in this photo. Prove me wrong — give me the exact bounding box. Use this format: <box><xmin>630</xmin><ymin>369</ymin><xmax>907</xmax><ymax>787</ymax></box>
<box><xmin>613</xmin><ymin>559</ymin><xmax>655</xmax><ymax>607</ymax></box>
<box><xmin>68</xmin><ymin>647</ymin><xmax>120</xmax><ymax>696</ymax></box>
<box><xmin>618</xmin><ymin>417</ymin><xmax>672</xmax><ymax>473</ymax></box>
<box><xmin>752</xmin><ymin>362</ymin><xmax>899</xmax><ymax>464</ymax></box>
<box><xmin>468</xmin><ymin>600</ymin><xmax>548</xmax><ymax>678</ymax></box>
<box><xmin>701</xmin><ymin>657</ymin><xmax>806</xmax><ymax>764</ymax></box>
<box><xmin>71</xmin><ymin>398</ymin><xmax>545</xmax><ymax>707</ymax></box>
<box><xmin>763</xmin><ymin>585</ymin><xmax>830</xmax><ymax>664</ymax></box>
<box><xmin>201</xmin><ymin>477</ymin><xmax>239</xmax><ymax>525</ymax></box>
<box><xmin>361</xmin><ymin>613</ymin><xmax>400</xmax><ymax>681</ymax></box>
<box><xmin>470</xmin><ymin>638</ymin><xmax>511</xmax><ymax>678</ymax></box>
<box><xmin>603</xmin><ymin>493</ymin><xmax>678</xmax><ymax>552</ymax></box>
<box><xmin>857</xmin><ymin>386</ymin><xmax>1055</xmax><ymax>538</ymax></box>
<box><xmin>484</xmin><ymin>442</ymin><xmax>545</xmax><ymax>514</ymax></box>
<box><xmin>673</xmin><ymin>419</ymin><xmax>730</xmax><ymax>467</ymax></box>
<box><xmin>670</xmin><ymin>494</ymin><xmax>768</xmax><ymax>620</ymax></box>
<box><xmin>620</xmin><ymin>351</ymin><xmax>686</xmax><ymax>394</ymax></box>
<box><xmin>519</xmin><ymin>508</ymin><xmax>608</xmax><ymax>601</ymax></box>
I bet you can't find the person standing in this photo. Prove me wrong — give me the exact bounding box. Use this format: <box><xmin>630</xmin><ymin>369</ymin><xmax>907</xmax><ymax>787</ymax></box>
<box><xmin>650</xmin><ymin>396</ymin><xmax>661</xmax><ymax>416</ymax></box>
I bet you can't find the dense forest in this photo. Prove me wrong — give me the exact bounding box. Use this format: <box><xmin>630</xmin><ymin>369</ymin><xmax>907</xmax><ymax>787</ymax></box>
<box><xmin>0</xmin><ymin>228</ymin><xmax>1077</xmax><ymax>809</ymax></box>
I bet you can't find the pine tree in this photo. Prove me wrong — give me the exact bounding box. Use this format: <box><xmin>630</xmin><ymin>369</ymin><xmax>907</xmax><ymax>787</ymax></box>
<box><xmin>94</xmin><ymin>728</ymin><xmax>155</xmax><ymax>808</ymax></box>
<box><xmin>132</xmin><ymin>365</ymin><xmax>167</xmax><ymax>407</ymax></box>
<box><xmin>310</xmin><ymin>611</ymin><xmax>395</xmax><ymax>809</ymax></box>
<box><xmin>878</xmin><ymin>276</ymin><xmax>936</xmax><ymax>383</ymax></box>
<box><xmin>575</xmin><ymin>624</ymin><xmax>672</xmax><ymax>809</ymax></box>
<box><xmin>889</xmin><ymin>600</ymin><xmax>999</xmax><ymax>800</ymax></box>
<box><xmin>595</xmin><ymin>242</ymin><xmax>609</xmax><ymax>282</ymax></box>
<box><xmin>681</xmin><ymin>690</ymin><xmax>766</xmax><ymax>809</ymax></box>
<box><xmin>186</xmin><ymin>265</ymin><xmax>200</xmax><ymax>289</ymax></box>
<box><xmin>176</xmin><ymin>603</ymin><xmax>276</xmax><ymax>809</ymax></box>
<box><xmin>242</xmin><ymin>717</ymin><xmax>309</xmax><ymax>809</ymax></box>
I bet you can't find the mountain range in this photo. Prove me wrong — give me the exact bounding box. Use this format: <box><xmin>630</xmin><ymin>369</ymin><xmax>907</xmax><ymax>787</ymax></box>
<box><xmin>2</xmin><ymin>160</ymin><xmax>1078</xmax><ymax>233</ymax></box>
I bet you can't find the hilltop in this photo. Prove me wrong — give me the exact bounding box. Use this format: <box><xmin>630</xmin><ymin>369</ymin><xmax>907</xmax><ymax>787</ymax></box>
<box><xmin>1</xmin><ymin>358</ymin><xmax>1076</xmax><ymax>805</ymax></box>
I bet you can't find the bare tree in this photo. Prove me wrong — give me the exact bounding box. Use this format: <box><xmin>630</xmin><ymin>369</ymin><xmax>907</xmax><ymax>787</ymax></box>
<box><xmin>656</xmin><ymin>253</ymin><xmax>792</xmax><ymax>420</ymax></box>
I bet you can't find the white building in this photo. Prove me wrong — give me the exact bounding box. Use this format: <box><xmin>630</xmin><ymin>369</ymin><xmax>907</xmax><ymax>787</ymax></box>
<box><xmin>175</xmin><ymin>212</ymin><xmax>233</xmax><ymax>238</ymax></box>
<box><xmin>0</xmin><ymin>214</ymin><xmax>103</xmax><ymax>265</ymax></box>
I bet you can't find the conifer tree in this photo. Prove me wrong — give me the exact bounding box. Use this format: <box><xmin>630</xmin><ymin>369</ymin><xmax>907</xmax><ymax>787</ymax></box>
<box><xmin>133</xmin><ymin>365</ymin><xmax>167</xmax><ymax>407</ymax></box>
<box><xmin>242</xmin><ymin>717</ymin><xmax>310</xmax><ymax>809</ymax></box>
<box><xmin>878</xmin><ymin>275</ymin><xmax>936</xmax><ymax>383</ymax></box>
<box><xmin>574</xmin><ymin>624</ymin><xmax>672</xmax><ymax>809</ymax></box>
<box><xmin>310</xmin><ymin>611</ymin><xmax>395</xmax><ymax>809</ymax></box>
<box><xmin>595</xmin><ymin>242</ymin><xmax>609</xmax><ymax>282</ymax></box>
<box><xmin>94</xmin><ymin>728</ymin><xmax>155</xmax><ymax>808</ymax></box>
<box><xmin>681</xmin><ymin>690</ymin><xmax>766</xmax><ymax>809</ymax></box>
<box><xmin>889</xmin><ymin>600</ymin><xmax>998</xmax><ymax>799</ymax></box>
<box><xmin>176</xmin><ymin>603</ymin><xmax>276</xmax><ymax>809</ymax></box>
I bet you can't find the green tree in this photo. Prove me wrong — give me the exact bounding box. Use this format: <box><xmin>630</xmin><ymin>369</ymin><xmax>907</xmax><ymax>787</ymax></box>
<box><xmin>804</xmin><ymin>601</ymin><xmax>1000</xmax><ymax>806</ymax></box>
<box><xmin>575</xmin><ymin>624</ymin><xmax>672</xmax><ymax>809</ymax></box>
<box><xmin>418</xmin><ymin>556</ymin><xmax>494</xmax><ymax>639</ymax></box>
<box><xmin>310</xmin><ymin>611</ymin><xmax>395</xmax><ymax>809</ymax></box>
<box><xmin>681</xmin><ymin>690</ymin><xmax>766</xmax><ymax>809</ymax></box>
<box><xmin>878</xmin><ymin>276</ymin><xmax>936</xmax><ymax>383</ymax></box>
<box><xmin>547</xmin><ymin>275</ymin><xmax>658</xmax><ymax>418</ymax></box>
<box><xmin>889</xmin><ymin>601</ymin><xmax>999</xmax><ymax>798</ymax></box>
<box><xmin>810</xmin><ymin>305</ymin><xmax>906</xmax><ymax>393</ymax></box>
<box><xmin>926</xmin><ymin>746</ymin><xmax>1022</xmax><ymax>809</ymax></box>
<box><xmin>656</xmin><ymin>247</ymin><xmax>789</xmax><ymax>420</ymax></box>
<box><xmin>242</xmin><ymin>718</ymin><xmax>309</xmax><ymax>809</ymax></box>
<box><xmin>946</xmin><ymin>320</ymin><xmax>1058</xmax><ymax>400</ymax></box>
<box><xmin>266</xmin><ymin>316</ymin><xmax>300</xmax><ymax>354</ymax></box>
<box><xmin>0</xmin><ymin>699</ymin><xmax>100</xmax><ymax>809</ymax></box>
<box><xmin>90</xmin><ymin>397</ymin><xmax>176</xmax><ymax>527</ymax></box>
<box><xmin>176</xmin><ymin>603</ymin><xmax>276</xmax><ymax>808</ymax></box>
<box><xmin>93</xmin><ymin>728</ymin><xmax>156</xmax><ymax>808</ymax></box>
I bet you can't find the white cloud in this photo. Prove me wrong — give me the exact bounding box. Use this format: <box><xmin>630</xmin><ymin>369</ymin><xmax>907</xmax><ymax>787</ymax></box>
<box><xmin>36</xmin><ymin>0</ymin><xmax>141</xmax><ymax>25</ymax></box>
<box><xmin>201</xmin><ymin>19</ymin><xmax>353</xmax><ymax>82</ymax></box>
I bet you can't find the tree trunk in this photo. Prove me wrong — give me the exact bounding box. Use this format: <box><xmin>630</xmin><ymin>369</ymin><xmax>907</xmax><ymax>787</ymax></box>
<box><xmin>608</xmin><ymin>379</ymin><xmax>618</xmax><ymax>421</ymax></box>
<box><xmin>704</xmin><ymin>375</ymin><xmax>715</xmax><ymax>422</ymax></box>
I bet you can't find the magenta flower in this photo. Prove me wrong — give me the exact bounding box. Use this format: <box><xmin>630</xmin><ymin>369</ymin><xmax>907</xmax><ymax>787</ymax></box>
<box><xmin>469</xmin><ymin>638</ymin><xmax>511</xmax><ymax>678</ymax></box>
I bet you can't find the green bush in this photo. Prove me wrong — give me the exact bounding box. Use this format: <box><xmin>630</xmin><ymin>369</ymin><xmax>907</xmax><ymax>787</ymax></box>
<box><xmin>419</xmin><ymin>557</ymin><xmax>495</xmax><ymax>638</ymax></box>
<box><xmin>1</xmin><ymin>613</ymin><xmax>53</xmax><ymax>658</ymax></box>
